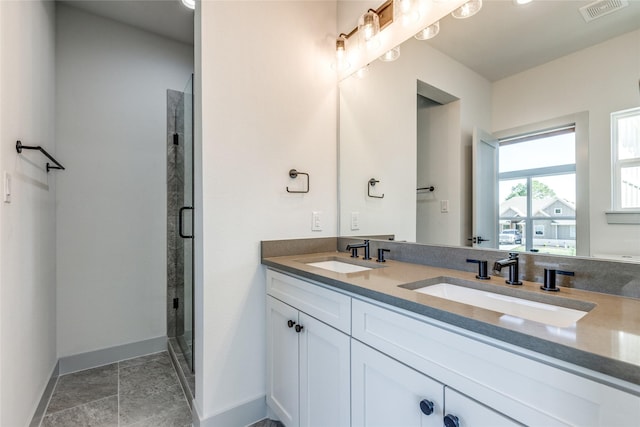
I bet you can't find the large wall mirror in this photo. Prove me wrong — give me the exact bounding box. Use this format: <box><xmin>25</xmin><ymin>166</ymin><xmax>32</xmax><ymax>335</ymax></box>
<box><xmin>338</xmin><ymin>0</ymin><xmax>640</xmax><ymax>260</ymax></box>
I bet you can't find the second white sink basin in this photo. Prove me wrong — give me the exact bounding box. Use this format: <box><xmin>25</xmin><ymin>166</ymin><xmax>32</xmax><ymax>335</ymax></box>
<box><xmin>306</xmin><ymin>260</ymin><xmax>372</xmax><ymax>273</ymax></box>
<box><xmin>414</xmin><ymin>283</ymin><xmax>589</xmax><ymax>328</ymax></box>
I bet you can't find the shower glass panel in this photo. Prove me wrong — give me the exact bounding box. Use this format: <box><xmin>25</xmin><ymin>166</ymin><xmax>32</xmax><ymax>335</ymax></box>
<box><xmin>178</xmin><ymin>75</ymin><xmax>194</xmax><ymax>372</ymax></box>
<box><xmin>167</xmin><ymin>74</ymin><xmax>194</xmax><ymax>376</ymax></box>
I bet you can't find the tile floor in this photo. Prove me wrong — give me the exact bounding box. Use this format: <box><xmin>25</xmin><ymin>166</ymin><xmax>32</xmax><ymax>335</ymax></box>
<box><xmin>41</xmin><ymin>351</ymin><xmax>191</xmax><ymax>427</ymax></box>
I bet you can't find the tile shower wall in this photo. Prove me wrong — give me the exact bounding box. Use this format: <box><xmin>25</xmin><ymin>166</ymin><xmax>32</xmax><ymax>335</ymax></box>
<box><xmin>167</xmin><ymin>89</ymin><xmax>185</xmax><ymax>339</ymax></box>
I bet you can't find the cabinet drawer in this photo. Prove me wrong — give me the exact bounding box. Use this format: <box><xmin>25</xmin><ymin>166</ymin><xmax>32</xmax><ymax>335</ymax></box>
<box><xmin>267</xmin><ymin>269</ymin><xmax>351</xmax><ymax>334</ymax></box>
<box><xmin>352</xmin><ymin>298</ymin><xmax>639</xmax><ymax>426</ymax></box>
<box><xmin>444</xmin><ymin>388</ymin><xmax>521</xmax><ymax>427</ymax></box>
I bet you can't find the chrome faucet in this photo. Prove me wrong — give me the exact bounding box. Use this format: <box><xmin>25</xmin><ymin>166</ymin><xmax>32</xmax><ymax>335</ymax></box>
<box><xmin>493</xmin><ymin>252</ymin><xmax>522</xmax><ymax>285</ymax></box>
<box><xmin>346</xmin><ymin>240</ymin><xmax>371</xmax><ymax>260</ymax></box>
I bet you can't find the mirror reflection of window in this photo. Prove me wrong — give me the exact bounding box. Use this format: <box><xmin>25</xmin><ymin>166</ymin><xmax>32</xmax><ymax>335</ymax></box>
<box><xmin>611</xmin><ymin>107</ymin><xmax>640</xmax><ymax>210</ymax></box>
<box><xmin>498</xmin><ymin>127</ymin><xmax>577</xmax><ymax>256</ymax></box>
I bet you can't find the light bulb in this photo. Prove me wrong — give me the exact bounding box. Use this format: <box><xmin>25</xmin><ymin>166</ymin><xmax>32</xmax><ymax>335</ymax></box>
<box><xmin>414</xmin><ymin>21</ymin><xmax>440</xmax><ymax>40</ymax></box>
<box><xmin>332</xmin><ymin>34</ymin><xmax>350</xmax><ymax>72</ymax></box>
<box><xmin>451</xmin><ymin>0</ymin><xmax>482</xmax><ymax>19</ymax></box>
<box><xmin>353</xmin><ymin>65</ymin><xmax>370</xmax><ymax>79</ymax></box>
<box><xmin>359</xmin><ymin>9</ymin><xmax>381</xmax><ymax>49</ymax></box>
<box><xmin>379</xmin><ymin>46</ymin><xmax>400</xmax><ymax>62</ymax></box>
<box><xmin>396</xmin><ymin>0</ymin><xmax>419</xmax><ymax>25</ymax></box>
<box><xmin>181</xmin><ymin>0</ymin><xmax>195</xmax><ymax>10</ymax></box>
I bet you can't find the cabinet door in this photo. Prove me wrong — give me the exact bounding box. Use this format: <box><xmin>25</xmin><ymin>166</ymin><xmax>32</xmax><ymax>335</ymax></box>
<box><xmin>352</xmin><ymin>339</ymin><xmax>443</xmax><ymax>427</ymax></box>
<box><xmin>444</xmin><ymin>387</ymin><xmax>522</xmax><ymax>427</ymax></box>
<box><xmin>298</xmin><ymin>313</ymin><xmax>350</xmax><ymax>427</ymax></box>
<box><xmin>267</xmin><ymin>296</ymin><xmax>300</xmax><ymax>427</ymax></box>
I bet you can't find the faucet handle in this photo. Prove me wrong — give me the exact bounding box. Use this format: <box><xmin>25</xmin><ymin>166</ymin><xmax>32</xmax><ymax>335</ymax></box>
<box><xmin>466</xmin><ymin>259</ymin><xmax>490</xmax><ymax>280</ymax></box>
<box><xmin>508</xmin><ymin>252</ymin><xmax>520</xmax><ymax>259</ymax></box>
<box><xmin>377</xmin><ymin>248</ymin><xmax>390</xmax><ymax>263</ymax></box>
<box><xmin>541</xmin><ymin>269</ymin><xmax>574</xmax><ymax>292</ymax></box>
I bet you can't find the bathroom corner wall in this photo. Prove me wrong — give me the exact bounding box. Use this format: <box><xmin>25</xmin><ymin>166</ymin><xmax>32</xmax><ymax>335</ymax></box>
<box><xmin>0</xmin><ymin>1</ymin><xmax>57</xmax><ymax>425</ymax></box>
<box><xmin>196</xmin><ymin>1</ymin><xmax>337</xmax><ymax>424</ymax></box>
<box><xmin>55</xmin><ymin>4</ymin><xmax>193</xmax><ymax>358</ymax></box>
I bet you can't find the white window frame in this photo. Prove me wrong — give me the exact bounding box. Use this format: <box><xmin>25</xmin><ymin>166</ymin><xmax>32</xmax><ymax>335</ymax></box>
<box><xmin>534</xmin><ymin>224</ymin><xmax>545</xmax><ymax>236</ymax></box>
<box><xmin>611</xmin><ymin>107</ymin><xmax>640</xmax><ymax>211</ymax></box>
<box><xmin>554</xmin><ymin>207</ymin><xmax>562</xmax><ymax>215</ymax></box>
<box><xmin>494</xmin><ymin>112</ymin><xmax>589</xmax><ymax>256</ymax></box>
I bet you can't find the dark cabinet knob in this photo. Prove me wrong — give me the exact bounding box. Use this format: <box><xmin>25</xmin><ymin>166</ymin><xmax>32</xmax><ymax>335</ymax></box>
<box><xmin>287</xmin><ymin>320</ymin><xmax>296</xmax><ymax>328</ymax></box>
<box><xmin>444</xmin><ymin>414</ymin><xmax>460</xmax><ymax>427</ymax></box>
<box><xmin>419</xmin><ymin>399</ymin><xmax>434</xmax><ymax>416</ymax></box>
<box><xmin>295</xmin><ymin>324</ymin><xmax>304</xmax><ymax>333</ymax></box>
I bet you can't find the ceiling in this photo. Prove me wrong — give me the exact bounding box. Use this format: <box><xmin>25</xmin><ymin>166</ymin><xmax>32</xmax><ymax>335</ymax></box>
<box><xmin>60</xmin><ymin>1</ymin><xmax>639</xmax><ymax>81</ymax></box>
<box><xmin>421</xmin><ymin>0</ymin><xmax>640</xmax><ymax>81</ymax></box>
<box><xmin>60</xmin><ymin>0</ymin><xmax>194</xmax><ymax>45</ymax></box>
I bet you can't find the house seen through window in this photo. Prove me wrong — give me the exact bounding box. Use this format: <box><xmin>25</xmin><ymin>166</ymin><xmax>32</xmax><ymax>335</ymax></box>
<box><xmin>498</xmin><ymin>126</ymin><xmax>577</xmax><ymax>256</ymax></box>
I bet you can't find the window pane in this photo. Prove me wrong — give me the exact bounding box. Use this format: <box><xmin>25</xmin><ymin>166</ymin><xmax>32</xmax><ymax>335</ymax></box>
<box><xmin>531</xmin><ymin>174</ymin><xmax>576</xmax><ymax>217</ymax></box>
<box><xmin>621</xmin><ymin>166</ymin><xmax>640</xmax><ymax>208</ymax></box>
<box><xmin>532</xmin><ymin>219</ymin><xmax>575</xmax><ymax>256</ymax></box>
<box><xmin>617</xmin><ymin>113</ymin><xmax>640</xmax><ymax>160</ymax></box>
<box><xmin>499</xmin><ymin>132</ymin><xmax>575</xmax><ymax>173</ymax></box>
<box><xmin>499</xmin><ymin>179</ymin><xmax>527</xmax><ymax>217</ymax></box>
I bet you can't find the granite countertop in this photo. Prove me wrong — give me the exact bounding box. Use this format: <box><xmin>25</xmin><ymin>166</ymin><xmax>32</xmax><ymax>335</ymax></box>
<box><xmin>262</xmin><ymin>251</ymin><xmax>640</xmax><ymax>391</ymax></box>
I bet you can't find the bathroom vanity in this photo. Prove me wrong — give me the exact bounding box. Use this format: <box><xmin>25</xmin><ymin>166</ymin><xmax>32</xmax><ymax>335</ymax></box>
<box><xmin>262</xmin><ymin>249</ymin><xmax>640</xmax><ymax>427</ymax></box>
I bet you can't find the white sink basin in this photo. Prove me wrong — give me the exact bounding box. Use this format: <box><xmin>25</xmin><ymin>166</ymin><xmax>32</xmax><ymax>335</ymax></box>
<box><xmin>414</xmin><ymin>283</ymin><xmax>588</xmax><ymax>328</ymax></box>
<box><xmin>306</xmin><ymin>260</ymin><xmax>372</xmax><ymax>273</ymax></box>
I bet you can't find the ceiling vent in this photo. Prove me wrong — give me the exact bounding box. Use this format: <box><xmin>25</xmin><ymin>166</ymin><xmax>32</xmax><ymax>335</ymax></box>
<box><xmin>579</xmin><ymin>0</ymin><xmax>629</xmax><ymax>22</ymax></box>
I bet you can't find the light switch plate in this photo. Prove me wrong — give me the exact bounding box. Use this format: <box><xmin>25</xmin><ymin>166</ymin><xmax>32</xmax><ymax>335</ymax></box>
<box><xmin>351</xmin><ymin>212</ymin><xmax>360</xmax><ymax>230</ymax></box>
<box><xmin>441</xmin><ymin>200</ymin><xmax>449</xmax><ymax>213</ymax></box>
<box><xmin>312</xmin><ymin>211</ymin><xmax>322</xmax><ymax>231</ymax></box>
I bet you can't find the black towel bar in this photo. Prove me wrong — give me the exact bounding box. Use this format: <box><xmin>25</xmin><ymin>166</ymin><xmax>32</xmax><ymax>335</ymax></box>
<box><xmin>16</xmin><ymin>140</ymin><xmax>65</xmax><ymax>172</ymax></box>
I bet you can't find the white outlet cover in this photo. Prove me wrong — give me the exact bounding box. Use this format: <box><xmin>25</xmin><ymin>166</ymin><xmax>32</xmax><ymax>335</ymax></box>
<box><xmin>3</xmin><ymin>172</ymin><xmax>11</xmax><ymax>203</ymax></box>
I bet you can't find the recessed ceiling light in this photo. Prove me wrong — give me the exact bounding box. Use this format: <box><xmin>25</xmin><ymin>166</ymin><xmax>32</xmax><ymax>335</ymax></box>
<box><xmin>513</xmin><ymin>0</ymin><xmax>533</xmax><ymax>5</ymax></box>
<box><xmin>181</xmin><ymin>0</ymin><xmax>195</xmax><ymax>10</ymax></box>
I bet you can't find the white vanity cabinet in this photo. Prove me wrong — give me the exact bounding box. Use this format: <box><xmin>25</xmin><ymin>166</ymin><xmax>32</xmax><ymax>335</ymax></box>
<box><xmin>352</xmin><ymin>298</ymin><xmax>640</xmax><ymax>426</ymax></box>
<box><xmin>351</xmin><ymin>339</ymin><xmax>445</xmax><ymax>427</ymax></box>
<box><xmin>266</xmin><ymin>270</ymin><xmax>351</xmax><ymax>427</ymax></box>
<box><xmin>351</xmin><ymin>339</ymin><xmax>520</xmax><ymax>427</ymax></box>
<box><xmin>266</xmin><ymin>268</ymin><xmax>640</xmax><ymax>427</ymax></box>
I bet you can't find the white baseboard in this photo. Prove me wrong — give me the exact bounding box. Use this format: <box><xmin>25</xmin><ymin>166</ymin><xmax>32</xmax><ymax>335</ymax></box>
<box><xmin>58</xmin><ymin>336</ymin><xmax>167</xmax><ymax>375</ymax></box>
<box><xmin>29</xmin><ymin>361</ymin><xmax>59</xmax><ymax>427</ymax></box>
<box><xmin>193</xmin><ymin>395</ymin><xmax>266</xmax><ymax>427</ymax></box>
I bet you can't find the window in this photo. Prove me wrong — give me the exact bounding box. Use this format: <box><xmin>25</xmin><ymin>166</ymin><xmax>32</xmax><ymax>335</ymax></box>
<box><xmin>612</xmin><ymin>107</ymin><xmax>640</xmax><ymax>210</ymax></box>
<box><xmin>498</xmin><ymin>126</ymin><xmax>577</xmax><ymax>256</ymax></box>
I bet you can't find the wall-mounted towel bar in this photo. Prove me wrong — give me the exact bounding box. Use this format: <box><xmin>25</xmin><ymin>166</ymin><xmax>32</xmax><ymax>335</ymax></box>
<box><xmin>417</xmin><ymin>185</ymin><xmax>435</xmax><ymax>192</ymax></box>
<box><xmin>16</xmin><ymin>141</ymin><xmax>65</xmax><ymax>172</ymax></box>
<box><xmin>286</xmin><ymin>169</ymin><xmax>309</xmax><ymax>193</ymax></box>
<box><xmin>368</xmin><ymin>178</ymin><xmax>384</xmax><ymax>198</ymax></box>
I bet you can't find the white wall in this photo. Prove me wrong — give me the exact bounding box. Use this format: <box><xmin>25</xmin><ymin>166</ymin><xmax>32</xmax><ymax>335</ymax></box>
<box><xmin>55</xmin><ymin>4</ymin><xmax>193</xmax><ymax>357</ymax></box>
<box><xmin>492</xmin><ymin>30</ymin><xmax>640</xmax><ymax>256</ymax></box>
<box><xmin>339</xmin><ymin>37</ymin><xmax>491</xmax><ymax>243</ymax></box>
<box><xmin>0</xmin><ymin>1</ymin><xmax>57</xmax><ymax>425</ymax></box>
<box><xmin>196</xmin><ymin>0</ymin><xmax>337</xmax><ymax>422</ymax></box>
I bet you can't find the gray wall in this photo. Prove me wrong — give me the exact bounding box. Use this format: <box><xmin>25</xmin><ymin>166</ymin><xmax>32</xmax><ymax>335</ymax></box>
<box><xmin>55</xmin><ymin>4</ymin><xmax>193</xmax><ymax>358</ymax></box>
<box><xmin>0</xmin><ymin>2</ymin><xmax>57</xmax><ymax>425</ymax></box>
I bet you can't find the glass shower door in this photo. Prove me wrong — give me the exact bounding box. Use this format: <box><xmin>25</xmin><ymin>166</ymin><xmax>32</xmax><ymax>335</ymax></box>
<box><xmin>177</xmin><ymin>75</ymin><xmax>194</xmax><ymax>372</ymax></box>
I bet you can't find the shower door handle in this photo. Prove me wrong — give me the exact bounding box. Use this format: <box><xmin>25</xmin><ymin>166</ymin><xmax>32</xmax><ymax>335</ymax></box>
<box><xmin>179</xmin><ymin>206</ymin><xmax>193</xmax><ymax>239</ymax></box>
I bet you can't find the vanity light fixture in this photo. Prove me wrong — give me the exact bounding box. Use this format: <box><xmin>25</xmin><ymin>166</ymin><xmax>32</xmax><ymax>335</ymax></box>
<box><xmin>359</xmin><ymin>9</ymin><xmax>381</xmax><ymax>49</ymax></box>
<box><xmin>451</xmin><ymin>0</ymin><xmax>482</xmax><ymax>18</ymax></box>
<box><xmin>181</xmin><ymin>0</ymin><xmax>195</xmax><ymax>10</ymax></box>
<box><xmin>414</xmin><ymin>20</ymin><xmax>440</xmax><ymax>40</ymax></box>
<box><xmin>379</xmin><ymin>46</ymin><xmax>400</xmax><ymax>62</ymax></box>
<box><xmin>334</xmin><ymin>34</ymin><xmax>351</xmax><ymax>71</ymax></box>
<box><xmin>395</xmin><ymin>0</ymin><xmax>419</xmax><ymax>25</ymax></box>
<box><xmin>513</xmin><ymin>0</ymin><xmax>533</xmax><ymax>4</ymax></box>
